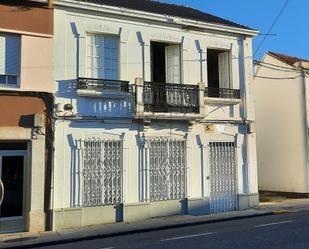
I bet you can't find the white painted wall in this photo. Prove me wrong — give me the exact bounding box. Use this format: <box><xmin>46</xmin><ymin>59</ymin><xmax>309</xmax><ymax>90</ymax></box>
<box><xmin>52</xmin><ymin>3</ymin><xmax>258</xmax><ymax>211</ymax></box>
<box><xmin>53</xmin><ymin>120</ymin><xmax>248</xmax><ymax>209</ymax></box>
<box><xmin>254</xmin><ymin>54</ymin><xmax>308</xmax><ymax>193</ymax></box>
<box><xmin>54</xmin><ymin>6</ymin><xmax>249</xmax><ymax>121</ymax></box>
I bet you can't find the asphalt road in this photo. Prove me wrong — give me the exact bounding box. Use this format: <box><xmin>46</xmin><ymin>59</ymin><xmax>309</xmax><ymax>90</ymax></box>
<box><xmin>32</xmin><ymin>211</ymin><xmax>309</xmax><ymax>249</ymax></box>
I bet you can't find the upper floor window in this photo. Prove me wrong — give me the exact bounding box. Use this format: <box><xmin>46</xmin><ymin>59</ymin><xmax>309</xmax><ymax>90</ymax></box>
<box><xmin>151</xmin><ymin>42</ymin><xmax>181</xmax><ymax>84</ymax></box>
<box><xmin>207</xmin><ymin>49</ymin><xmax>230</xmax><ymax>89</ymax></box>
<box><xmin>0</xmin><ymin>34</ymin><xmax>21</xmax><ymax>86</ymax></box>
<box><xmin>87</xmin><ymin>34</ymin><xmax>119</xmax><ymax>80</ymax></box>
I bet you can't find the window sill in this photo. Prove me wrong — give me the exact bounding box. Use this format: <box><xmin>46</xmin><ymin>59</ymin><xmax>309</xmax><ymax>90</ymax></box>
<box><xmin>0</xmin><ymin>84</ymin><xmax>19</xmax><ymax>90</ymax></box>
<box><xmin>77</xmin><ymin>89</ymin><xmax>131</xmax><ymax>98</ymax></box>
<box><xmin>136</xmin><ymin>111</ymin><xmax>205</xmax><ymax>121</ymax></box>
<box><xmin>204</xmin><ymin>97</ymin><xmax>241</xmax><ymax>106</ymax></box>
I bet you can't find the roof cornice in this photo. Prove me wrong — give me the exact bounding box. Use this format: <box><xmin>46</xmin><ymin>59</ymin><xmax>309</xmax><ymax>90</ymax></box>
<box><xmin>55</xmin><ymin>0</ymin><xmax>259</xmax><ymax>37</ymax></box>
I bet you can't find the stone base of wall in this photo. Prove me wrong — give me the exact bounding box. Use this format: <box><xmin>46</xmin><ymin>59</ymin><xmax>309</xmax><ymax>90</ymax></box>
<box><xmin>53</xmin><ymin>205</ymin><xmax>121</xmax><ymax>230</ymax></box>
<box><xmin>187</xmin><ymin>198</ymin><xmax>210</xmax><ymax>216</ymax></box>
<box><xmin>123</xmin><ymin>199</ymin><xmax>187</xmax><ymax>223</ymax></box>
<box><xmin>53</xmin><ymin>195</ymin><xmax>257</xmax><ymax>230</ymax></box>
<box><xmin>238</xmin><ymin>193</ymin><xmax>259</xmax><ymax>210</ymax></box>
<box><xmin>26</xmin><ymin>210</ymin><xmax>46</xmax><ymax>232</ymax></box>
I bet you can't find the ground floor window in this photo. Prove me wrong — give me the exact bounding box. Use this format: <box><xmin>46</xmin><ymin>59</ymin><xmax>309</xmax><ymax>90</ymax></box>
<box><xmin>82</xmin><ymin>138</ymin><xmax>122</xmax><ymax>207</ymax></box>
<box><xmin>147</xmin><ymin>137</ymin><xmax>186</xmax><ymax>202</ymax></box>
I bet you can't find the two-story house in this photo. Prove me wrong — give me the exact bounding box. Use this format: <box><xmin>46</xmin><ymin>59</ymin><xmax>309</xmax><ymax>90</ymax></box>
<box><xmin>255</xmin><ymin>52</ymin><xmax>309</xmax><ymax>196</ymax></box>
<box><xmin>52</xmin><ymin>0</ymin><xmax>259</xmax><ymax>230</ymax></box>
<box><xmin>0</xmin><ymin>1</ymin><xmax>54</xmax><ymax>233</ymax></box>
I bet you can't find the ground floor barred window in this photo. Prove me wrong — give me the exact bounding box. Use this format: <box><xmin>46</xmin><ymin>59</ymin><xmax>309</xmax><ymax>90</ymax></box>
<box><xmin>147</xmin><ymin>137</ymin><xmax>187</xmax><ymax>202</ymax></box>
<box><xmin>82</xmin><ymin>138</ymin><xmax>122</xmax><ymax>207</ymax></box>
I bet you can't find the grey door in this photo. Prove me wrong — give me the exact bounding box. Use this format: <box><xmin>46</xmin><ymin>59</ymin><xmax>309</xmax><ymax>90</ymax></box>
<box><xmin>209</xmin><ymin>142</ymin><xmax>237</xmax><ymax>214</ymax></box>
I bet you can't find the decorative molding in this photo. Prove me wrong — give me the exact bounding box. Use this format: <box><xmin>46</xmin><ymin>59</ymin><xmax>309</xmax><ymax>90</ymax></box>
<box><xmin>206</xmin><ymin>40</ymin><xmax>233</xmax><ymax>50</ymax></box>
<box><xmin>85</xmin><ymin>23</ymin><xmax>120</xmax><ymax>35</ymax></box>
<box><xmin>150</xmin><ymin>32</ymin><xmax>181</xmax><ymax>43</ymax></box>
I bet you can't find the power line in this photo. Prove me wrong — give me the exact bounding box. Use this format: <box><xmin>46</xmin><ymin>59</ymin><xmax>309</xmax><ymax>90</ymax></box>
<box><xmin>254</xmin><ymin>75</ymin><xmax>298</xmax><ymax>80</ymax></box>
<box><xmin>254</xmin><ymin>60</ymin><xmax>296</xmax><ymax>71</ymax></box>
<box><xmin>254</xmin><ymin>0</ymin><xmax>290</xmax><ymax>58</ymax></box>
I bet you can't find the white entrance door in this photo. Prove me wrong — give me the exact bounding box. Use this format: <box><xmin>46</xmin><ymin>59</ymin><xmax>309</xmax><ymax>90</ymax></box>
<box><xmin>208</xmin><ymin>142</ymin><xmax>237</xmax><ymax>214</ymax></box>
<box><xmin>0</xmin><ymin>151</ymin><xmax>25</xmax><ymax>233</ymax></box>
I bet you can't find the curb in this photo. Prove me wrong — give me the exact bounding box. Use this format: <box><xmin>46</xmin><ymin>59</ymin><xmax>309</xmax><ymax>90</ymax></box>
<box><xmin>1</xmin><ymin>211</ymin><xmax>276</xmax><ymax>249</ymax></box>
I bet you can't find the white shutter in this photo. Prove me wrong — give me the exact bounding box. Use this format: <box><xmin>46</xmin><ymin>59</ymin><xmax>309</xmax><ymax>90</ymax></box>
<box><xmin>218</xmin><ymin>51</ymin><xmax>230</xmax><ymax>89</ymax></box>
<box><xmin>0</xmin><ymin>35</ymin><xmax>5</xmax><ymax>75</ymax></box>
<box><xmin>86</xmin><ymin>35</ymin><xmax>93</xmax><ymax>78</ymax></box>
<box><xmin>87</xmin><ymin>34</ymin><xmax>119</xmax><ymax>80</ymax></box>
<box><xmin>165</xmin><ymin>45</ymin><xmax>180</xmax><ymax>84</ymax></box>
<box><xmin>87</xmin><ymin>34</ymin><xmax>102</xmax><ymax>78</ymax></box>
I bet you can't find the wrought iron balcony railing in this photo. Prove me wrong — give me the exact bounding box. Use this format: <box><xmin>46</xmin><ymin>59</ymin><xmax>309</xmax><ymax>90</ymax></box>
<box><xmin>205</xmin><ymin>87</ymin><xmax>241</xmax><ymax>99</ymax></box>
<box><xmin>143</xmin><ymin>82</ymin><xmax>199</xmax><ymax>113</ymax></box>
<box><xmin>77</xmin><ymin>77</ymin><xmax>130</xmax><ymax>93</ymax></box>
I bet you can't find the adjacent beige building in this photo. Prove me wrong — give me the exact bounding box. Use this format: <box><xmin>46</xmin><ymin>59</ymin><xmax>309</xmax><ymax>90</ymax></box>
<box><xmin>254</xmin><ymin>52</ymin><xmax>309</xmax><ymax>195</ymax></box>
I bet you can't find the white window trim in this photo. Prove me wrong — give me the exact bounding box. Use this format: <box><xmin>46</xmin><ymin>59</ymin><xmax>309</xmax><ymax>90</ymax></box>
<box><xmin>0</xmin><ymin>33</ymin><xmax>21</xmax><ymax>87</ymax></box>
<box><xmin>206</xmin><ymin>47</ymin><xmax>233</xmax><ymax>89</ymax></box>
<box><xmin>86</xmin><ymin>33</ymin><xmax>120</xmax><ymax>80</ymax></box>
<box><xmin>150</xmin><ymin>41</ymin><xmax>183</xmax><ymax>84</ymax></box>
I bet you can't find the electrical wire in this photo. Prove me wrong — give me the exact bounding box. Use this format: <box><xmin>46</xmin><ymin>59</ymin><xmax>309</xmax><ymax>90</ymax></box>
<box><xmin>254</xmin><ymin>0</ymin><xmax>290</xmax><ymax>58</ymax></box>
<box><xmin>254</xmin><ymin>75</ymin><xmax>298</xmax><ymax>80</ymax></box>
<box><xmin>254</xmin><ymin>60</ymin><xmax>296</xmax><ymax>71</ymax></box>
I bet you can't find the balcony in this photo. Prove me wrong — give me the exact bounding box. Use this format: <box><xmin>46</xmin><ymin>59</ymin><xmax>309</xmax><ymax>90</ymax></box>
<box><xmin>204</xmin><ymin>87</ymin><xmax>241</xmax><ymax>105</ymax></box>
<box><xmin>135</xmin><ymin>79</ymin><xmax>205</xmax><ymax>120</ymax></box>
<box><xmin>77</xmin><ymin>77</ymin><xmax>130</xmax><ymax>98</ymax></box>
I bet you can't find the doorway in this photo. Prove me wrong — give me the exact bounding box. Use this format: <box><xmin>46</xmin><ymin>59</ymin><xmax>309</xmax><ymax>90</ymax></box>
<box><xmin>208</xmin><ymin>142</ymin><xmax>238</xmax><ymax>213</ymax></box>
<box><xmin>0</xmin><ymin>150</ymin><xmax>26</xmax><ymax>233</ymax></box>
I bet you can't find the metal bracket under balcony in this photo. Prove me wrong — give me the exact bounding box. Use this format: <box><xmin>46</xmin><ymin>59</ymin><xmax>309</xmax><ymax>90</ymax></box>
<box><xmin>204</xmin><ymin>87</ymin><xmax>241</xmax><ymax>105</ymax></box>
<box><xmin>77</xmin><ymin>77</ymin><xmax>130</xmax><ymax>98</ymax></box>
<box><xmin>143</xmin><ymin>82</ymin><xmax>200</xmax><ymax>114</ymax></box>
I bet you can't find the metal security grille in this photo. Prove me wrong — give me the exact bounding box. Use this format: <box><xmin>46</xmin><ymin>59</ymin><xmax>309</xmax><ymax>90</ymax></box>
<box><xmin>82</xmin><ymin>138</ymin><xmax>122</xmax><ymax>207</ymax></box>
<box><xmin>209</xmin><ymin>142</ymin><xmax>237</xmax><ymax>214</ymax></box>
<box><xmin>148</xmin><ymin>137</ymin><xmax>186</xmax><ymax>201</ymax></box>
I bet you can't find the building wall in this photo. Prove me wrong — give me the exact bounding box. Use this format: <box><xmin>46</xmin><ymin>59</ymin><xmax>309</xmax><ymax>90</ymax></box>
<box><xmin>52</xmin><ymin>119</ymin><xmax>250</xmax><ymax>228</ymax></box>
<box><xmin>254</xmin><ymin>54</ymin><xmax>308</xmax><ymax>193</ymax></box>
<box><xmin>0</xmin><ymin>2</ymin><xmax>54</xmax><ymax>93</ymax></box>
<box><xmin>0</xmin><ymin>1</ymin><xmax>54</xmax><ymax>233</ymax></box>
<box><xmin>0</xmin><ymin>95</ymin><xmax>45</xmax><ymax>126</ymax></box>
<box><xmin>20</xmin><ymin>35</ymin><xmax>54</xmax><ymax>92</ymax></box>
<box><xmin>54</xmin><ymin>7</ymin><xmax>247</xmax><ymax>121</ymax></box>
<box><xmin>0</xmin><ymin>1</ymin><xmax>53</xmax><ymax>35</ymax></box>
<box><xmin>52</xmin><ymin>4</ymin><xmax>258</xmax><ymax>229</ymax></box>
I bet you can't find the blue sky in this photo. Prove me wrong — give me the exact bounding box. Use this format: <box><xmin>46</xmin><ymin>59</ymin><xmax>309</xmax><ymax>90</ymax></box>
<box><xmin>160</xmin><ymin>0</ymin><xmax>308</xmax><ymax>60</ymax></box>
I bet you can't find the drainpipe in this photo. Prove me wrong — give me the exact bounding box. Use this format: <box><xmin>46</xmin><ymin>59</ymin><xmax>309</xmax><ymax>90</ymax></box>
<box><xmin>242</xmin><ymin>37</ymin><xmax>250</xmax><ymax>194</ymax></box>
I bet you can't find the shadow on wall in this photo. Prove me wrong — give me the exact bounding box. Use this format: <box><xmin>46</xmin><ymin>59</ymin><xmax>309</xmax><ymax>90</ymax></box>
<box><xmin>19</xmin><ymin>114</ymin><xmax>35</xmax><ymax>128</ymax></box>
<box><xmin>56</xmin><ymin>79</ymin><xmax>135</xmax><ymax>118</ymax></box>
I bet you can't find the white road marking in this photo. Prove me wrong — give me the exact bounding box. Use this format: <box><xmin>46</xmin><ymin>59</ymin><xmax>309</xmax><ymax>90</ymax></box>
<box><xmin>255</xmin><ymin>220</ymin><xmax>295</xmax><ymax>228</ymax></box>
<box><xmin>160</xmin><ymin>232</ymin><xmax>214</xmax><ymax>242</ymax></box>
<box><xmin>100</xmin><ymin>247</ymin><xmax>114</xmax><ymax>249</ymax></box>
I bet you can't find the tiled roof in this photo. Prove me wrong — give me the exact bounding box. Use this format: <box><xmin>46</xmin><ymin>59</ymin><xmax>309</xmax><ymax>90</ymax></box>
<box><xmin>72</xmin><ymin>0</ymin><xmax>254</xmax><ymax>30</ymax></box>
<box><xmin>268</xmin><ymin>52</ymin><xmax>309</xmax><ymax>66</ymax></box>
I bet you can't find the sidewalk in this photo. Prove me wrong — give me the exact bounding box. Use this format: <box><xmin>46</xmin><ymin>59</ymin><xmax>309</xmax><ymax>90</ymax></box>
<box><xmin>1</xmin><ymin>199</ymin><xmax>309</xmax><ymax>249</ymax></box>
